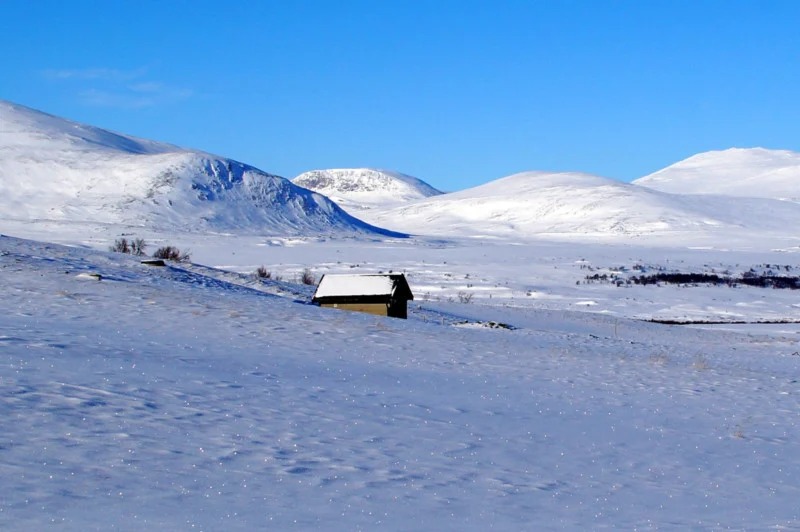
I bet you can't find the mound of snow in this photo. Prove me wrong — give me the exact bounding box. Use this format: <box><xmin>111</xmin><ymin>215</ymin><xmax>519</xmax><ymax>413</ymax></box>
<box><xmin>368</xmin><ymin>170</ymin><xmax>800</xmax><ymax>238</ymax></box>
<box><xmin>634</xmin><ymin>148</ymin><xmax>800</xmax><ymax>201</ymax></box>
<box><xmin>0</xmin><ymin>100</ymin><xmax>402</xmax><ymax>237</ymax></box>
<box><xmin>292</xmin><ymin>168</ymin><xmax>442</xmax><ymax>213</ymax></box>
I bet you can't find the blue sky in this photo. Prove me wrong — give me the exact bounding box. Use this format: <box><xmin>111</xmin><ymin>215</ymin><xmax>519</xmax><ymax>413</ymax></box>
<box><xmin>2</xmin><ymin>1</ymin><xmax>799</xmax><ymax>191</ymax></box>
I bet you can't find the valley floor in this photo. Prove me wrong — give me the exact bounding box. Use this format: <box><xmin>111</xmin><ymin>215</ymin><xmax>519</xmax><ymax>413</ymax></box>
<box><xmin>2</xmin><ymin>233</ymin><xmax>800</xmax><ymax>529</ymax></box>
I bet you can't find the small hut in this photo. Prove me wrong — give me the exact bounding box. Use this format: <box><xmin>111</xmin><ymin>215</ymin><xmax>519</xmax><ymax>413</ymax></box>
<box><xmin>312</xmin><ymin>273</ymin><xmax>414</xmax><ymax>319</ymax></box>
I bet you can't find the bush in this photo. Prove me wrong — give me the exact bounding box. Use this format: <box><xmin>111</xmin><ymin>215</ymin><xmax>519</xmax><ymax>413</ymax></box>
<box><xmin>300</xmin><ymin>268</ymin><xmax>316</xmax><ymax>285</ymax></box>
<box><xmin>255</xmin><ymin>266</ymin><xmax>271</xmax><ymax>279</ymax></box>
<box><xmin>110</xmin><ymin>238</ymin><xmax>131</xmax><ymax>254</ymax></box>
<box><xmin>110</xmin><ymin>237</ymin><xmax>147</xmax><ymax>256</ymax></box>
<box><xmin>457</xmin><ymin>291</ymin><xmax>474</xmax><ymax>304</ymax></box>
<box><xmin>130</xmin><ymin>238</ymin><xmax>146</xmax><ymax>256</ymax></box>
<box><xmin>153</xmin><ymin>245</ymin><xmax>191</xmax><ymax>263</ymax></box>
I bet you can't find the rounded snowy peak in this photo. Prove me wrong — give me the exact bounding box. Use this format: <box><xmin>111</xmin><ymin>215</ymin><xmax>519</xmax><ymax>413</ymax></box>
<box><xmin>634</xmin><ymin>148</ymin><xmax>800</xmax><ymax>200</ymax></box>
<box><xmin>367</xmin><ymin>168</ymin><xmax>800</xmax><ymax>239</ymax></box>
<box><xmin>446</xmin><ymin>171</ymin><xmax>623</xmax><ymax>199</ymax></box>
<box><xmin>292</xmin><ymin>168</ymin><xmax>442</xmax><ymax>211</ymax></box>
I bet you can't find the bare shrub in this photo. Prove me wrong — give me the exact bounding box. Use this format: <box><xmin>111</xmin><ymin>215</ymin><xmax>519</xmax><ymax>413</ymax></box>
<box><xmin>254</xmin><ymin>266</ymin><xmax>271</xmax><ymax>279</ymax></box>
<box><xmin>457</xmin><ymin>291</ymin><xmax>474</xmax><ymax>304</ymax></box>
<box><xmin>300</xmin><ymin>268</ymin><xmax>316</xmax><ymax>285</ymax></box>
<box><xmin>153</xmin><ymin>245</ymin><xmax>191</xmax><ymax>263</ymax></box>
<box><xmin>110</xmin><ymin>237</ymin><xmax>147</xmax><ymax>256</ymax></box>
<box><xmin>130</xmin><ymin>238</ymin><xmax>146</xmax><ymax>256</ymax></box>
<box><xmin>649</xmin><ymin>353</ymin><xmax>670</xmax><ymax>366</ymax></box>
<box><xmin>692</xmin><ymin>354</ymin><xmax>710</xmax><ymax>371</ymax></box>
<box><xmin>110</xmin><ymin>238</ymin><xmax>131</xmax><ymax>254</ymax></box>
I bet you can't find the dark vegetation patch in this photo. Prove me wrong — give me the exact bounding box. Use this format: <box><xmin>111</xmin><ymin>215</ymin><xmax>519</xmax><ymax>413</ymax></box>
<box><xmin>630</xmin><ymin>272</ymin><xmax>800</xmax><ymax>289</ymax></box>
<box><xmin>110</xmin><ymin>237</ymin><xmax>146</xmax><ymax>256</ymax></box>
<box><xmin>254</xmin><ymin>266</ymin><xmax>271</xmax><ymax>279</ymax></box>
<box><xmin>647</xmin><ymin>318</ymin><xmax>800</xmax><ymax>325</ymax></box>
<box><xmin>454</xmin><ymin>320</ymin><xmax>517</xmax><ymax>330</ymax></box>
<box><xmin>300</xmin><ymin>268</ymin><xmax>316</xmax><ymax>285</ymax></box>
<box><xmin>153</xmin><ymin>245</ymin><xmax>191</xmax><ymax>263</ymax></box>
<box><xmin>580</xmin><ymin>261</ymin><xmax>800</xmax><ymax>290</ymax></box>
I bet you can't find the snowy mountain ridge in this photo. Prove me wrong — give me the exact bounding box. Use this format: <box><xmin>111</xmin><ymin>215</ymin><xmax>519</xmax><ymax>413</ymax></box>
<box><xmin>292</xmin><ymin>168</ymin><xmax>442</xmax><ymax>212</ymax></box>
<box><xmin>634</xmin><ymin>147</ymin><xmax>800</xmax><ymax>201</ymax></box>
<box><xmin>0</xmin><ymin>99</ymin><xmax>401</xmax><ymax>237</ymax></box>
<box><xmin>367</xmin><ymin>170</ymin><xmax>800</xmax><ymax>239</ymax></box>
<box><xmin>4</xmin><ymin>99</ymin><xmax>800</xmax><ymax>243</ymax></box>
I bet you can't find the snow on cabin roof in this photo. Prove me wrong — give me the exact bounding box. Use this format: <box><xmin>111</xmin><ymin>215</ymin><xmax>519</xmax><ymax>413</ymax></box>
<box><xmin>313</xmin><ymin>274</ymin><xmax>406</xmax><ymax>299</ymax></box>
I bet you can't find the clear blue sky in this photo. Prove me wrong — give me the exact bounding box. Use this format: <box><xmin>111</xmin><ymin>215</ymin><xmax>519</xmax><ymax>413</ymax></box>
<box><xmin>2</xmin><ymin>0</ymin><xmax>799</xmax><ymax>191</ymax></box>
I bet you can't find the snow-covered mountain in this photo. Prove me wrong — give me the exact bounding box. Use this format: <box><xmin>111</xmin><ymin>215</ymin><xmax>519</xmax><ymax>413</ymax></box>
<box><xmin>634</xmin><ymin>148</ymin><xmax>800</xmax><ymax>201</ymax></box>
<box><xmin>0</xmin><ymin>100</ymin><xmax>401</xmax><ymax>236</ymax></box>
<box><xmin>367</xmin><ymin>170</ymin><xmax>800</xmax><ymax>238</ymax></box>
<box><xmin>292</xmin><ymin>168</ymin><xmax>442</xmax><ymax>213</ymax></box>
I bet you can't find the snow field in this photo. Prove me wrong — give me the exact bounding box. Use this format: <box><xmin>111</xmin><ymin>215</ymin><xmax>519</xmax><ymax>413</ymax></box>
<box><xmin>2</xmin><ymin>235</ymin><xmax>800</xmax><ymax>529</ymax></box>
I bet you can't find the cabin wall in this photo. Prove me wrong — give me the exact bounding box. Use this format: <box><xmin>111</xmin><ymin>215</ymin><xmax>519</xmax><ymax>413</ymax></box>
<box><xmin>321</xmin><ymin>302</ymin><xmax>389</xmax><ymax>317</ymax></box>
<box><xmin>387</xmin><ymin>301</ymin><xmax>408</xmax><ymax>319</ymax></box>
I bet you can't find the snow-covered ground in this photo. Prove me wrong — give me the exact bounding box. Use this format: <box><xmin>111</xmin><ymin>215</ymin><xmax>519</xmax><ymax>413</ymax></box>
<box><xmin>6</xmin><ymin>209</ymin><xmax>800</xmax><ymax>326</ymax></box>
<box><xmin>3</xmin><ymin>233</ymin><xmax>800</xmax><ymax>530</ymax></box>
<box><xmin>4</xmin><ymin>100</ymin><xmax>800</xmax><ymax>529</ymax></box>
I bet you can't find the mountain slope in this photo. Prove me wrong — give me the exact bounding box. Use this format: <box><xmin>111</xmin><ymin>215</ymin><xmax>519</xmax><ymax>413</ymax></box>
<box><xmin>0</xmin><ymin>100</ymin><xmax>402</xmax><ymax>236</ymax></box>
<box><xmin>292</xmin><ymin>168</ymin><xmax>442</xmax><ymax>213</ymax></box>
<box><xmin>634</xmin><ymin>148</ymin><xmax>800</xmax><ymax>200</ymax></box>
<box><xmin>368</xmin><ymin>170</ymin><xmax>800</xmax><ymax>238</ymax></box>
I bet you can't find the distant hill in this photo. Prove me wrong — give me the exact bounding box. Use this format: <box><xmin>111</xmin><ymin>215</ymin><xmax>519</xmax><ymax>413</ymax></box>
<box><xmin>0</xmin><ymin>100</ymin><xmax>402</xmax><ymax>237</ymax></box>
<box><xmin>292</xmin><ymin>168</ymin><xmax>442</xmax><ymax>214</ymax></box>
<box><xmin>634</xmin><ymin>148</ymin><xmax>800</xmax><ymax>201</ymax></box>
<box><xmin>6</xmin><ymin>100</ymin><xmax>800</xmax><ymax>244</ymax></box>
<box><xmin>367</xmin><ymin>170</ymin><xmax>800</xmax><ymax>239</ymax></box>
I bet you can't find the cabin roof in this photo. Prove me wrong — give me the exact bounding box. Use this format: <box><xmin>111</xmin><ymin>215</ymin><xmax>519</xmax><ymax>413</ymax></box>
<box><xmin>313</xmin><ymin>274</ymin><xmax>413</xmax><ymax>301</ymax></box>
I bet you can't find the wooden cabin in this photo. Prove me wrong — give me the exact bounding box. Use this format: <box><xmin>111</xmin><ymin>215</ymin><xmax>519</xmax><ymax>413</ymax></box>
<box><xmin>312</xmin><ymin>273</ymin><xmax>414</xmax><ymax>319</ymax></box>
